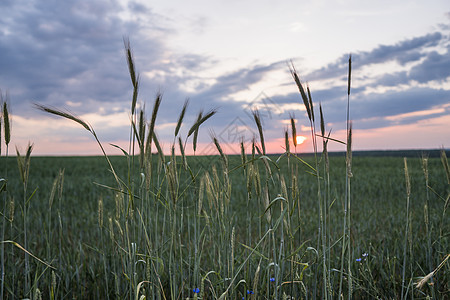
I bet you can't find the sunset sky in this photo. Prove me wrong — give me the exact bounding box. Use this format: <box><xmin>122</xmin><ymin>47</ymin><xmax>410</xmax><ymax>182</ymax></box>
<box><xmin>1</xmin><ymin>0</ymin><xmax>449</xmax><ymax>155</ymax></box>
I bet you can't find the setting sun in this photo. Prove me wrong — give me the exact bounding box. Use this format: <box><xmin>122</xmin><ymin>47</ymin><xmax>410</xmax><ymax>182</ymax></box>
<box><xmin>296</xmin><ymin>135</ymin><xmax>307</xmax><ymax>145</ymax></box>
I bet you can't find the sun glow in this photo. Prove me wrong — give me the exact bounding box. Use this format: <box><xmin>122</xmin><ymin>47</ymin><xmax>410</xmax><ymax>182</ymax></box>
<box><xmin>296</xmin><ymin>135</ymin><xmax>306</xmax><ymax>145</ymax></box>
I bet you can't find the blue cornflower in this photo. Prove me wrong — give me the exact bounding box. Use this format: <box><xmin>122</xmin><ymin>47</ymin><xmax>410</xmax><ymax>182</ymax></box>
<box><xmin>247</xmin><ymin>289</ymin><xmax>254</xmax><ymax>294</ymax></box>
<box><xmin>270</xmin><ymin>277</ymin><xmax>275</xmax><ymax>282</ymax></box>
<box><xmin>193</xmin><ymin>287</ymin><xmax>200</xmax><ymax>293</ymax></box>
<box><xmin>356</xmin><ymin>258</ymin><xmax>362</xmax><ymax>262</ymax></box>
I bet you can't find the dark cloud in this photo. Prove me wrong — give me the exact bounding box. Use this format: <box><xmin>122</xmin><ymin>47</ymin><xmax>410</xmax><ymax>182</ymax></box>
<box><xmin>307</xmin><ymin>87</ymin><xmax>450</xmax><ymax>132</ymax></box>
<box><xmin>0</xmin><ymin>0</ymin><xmax>169</xmax><ymax>115</ymax></box>
<box><xmin>409</xmin><ymin>50</ymin><xmax>450</xmax><ymax>82</ymax></box>
<box><xmin>340</xmin><ymin>44</ymin><xmax>450</xmax><ymax>90</ymax></box>
<box><xmin>376</xmin><ymin>72</ymin><xmax>409</xmax><ymax>87</ymax></box>
<box><xmin>357</xmin><ymin>32</ymin><xmax>442</xmax><ymax>65</ymax></box>
<box><xmin>307</xmin><ymin>32</ymin><xmax>445</xmax><ymax>81</ymax></box>
<box><xmin>128</xmin><ymin>1</ymin><xmax>150</xmax><ymax>14</ymax></box>
<box><xmin>352</xmin><ymin>88</ymin><xmax>448</xmax><ymax>120</ymax></box>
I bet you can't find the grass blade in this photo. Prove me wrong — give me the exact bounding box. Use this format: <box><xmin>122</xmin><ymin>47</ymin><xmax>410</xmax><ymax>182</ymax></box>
<box><xmin>175</xmin><ymin>98</ymin><xmax>189</xmax><ymax>137</ymax></box>
<box><xmin>307</xmin><ymin>84</ymin><xmax>315</xmax><ymax>123</ymax></box>
<box><xmin>35</xmin><ymin>104</ymin><xmax>91</xmax><ymax>132</ymax></box>
<box><xmin>188</xmin><ymin>109</ymin><xmax>217</xmax><ymax>137</ymax></box>
<box><xmin>289</xmin><ymin>62</ymin><xmax>312</xmax><ymax>122</ymax></box>
<box><xmin>348</xmin><ymin>55</ymin><xmax>352</xmax><ymax>96</ymax></box>
<box><xmin>124</xmin><ymin>37</ymin><xmax>139</xmax><ymax>114</ymax></box>
<box><xmin>252</xmin><ymin>110</ymin><xmax>265</xmax><ymax>155</ymax></box>
<box><xmin>290</xmin><ymin>114</ymin><xmax>297</xmax><ymax>148</ymax></box>
<box><xmin>2</xmin><ymin>100</ymin><xmax>10</xmax><ymax>146</ymax></box>
<box><xmin>145</xmin><ymin>93</ymin><xmax>162</xmax><ymax>155</ymax></box>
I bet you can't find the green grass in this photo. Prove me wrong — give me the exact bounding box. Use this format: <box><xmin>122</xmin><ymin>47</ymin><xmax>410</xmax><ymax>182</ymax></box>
<box><xmin>1</xmin><ymin>44</ymin><xmax>449</xmax><ymax>299</ymax></box>
<box><xmin>0</xmin><ymin>154</ymin><xmax>448</xmax><ymax>299</ymax></box>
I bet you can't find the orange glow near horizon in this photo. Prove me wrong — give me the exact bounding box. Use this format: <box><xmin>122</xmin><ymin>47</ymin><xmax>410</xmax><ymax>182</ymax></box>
<box><xmin>296</xmin><ymin>135</ymin><xmax>307</xmax><ymax>145</ymax></box>
<box><xmin>9</xmin><ymin>114</ymin><xmax>449</xmax><ymax>156</ymax></box>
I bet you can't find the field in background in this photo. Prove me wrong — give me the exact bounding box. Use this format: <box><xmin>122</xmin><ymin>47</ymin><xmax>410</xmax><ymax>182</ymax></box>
<box><xmin>1</xmin><ymin>152</ymin><xmax>448</xmax><ymax>299</ymax></box>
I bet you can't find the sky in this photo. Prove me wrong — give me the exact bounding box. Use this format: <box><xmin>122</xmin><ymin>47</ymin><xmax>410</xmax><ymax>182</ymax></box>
<box><xmin>0</xmin><ymin>0</ymin><xmax>449</xmax><ymax>156</ymax></box>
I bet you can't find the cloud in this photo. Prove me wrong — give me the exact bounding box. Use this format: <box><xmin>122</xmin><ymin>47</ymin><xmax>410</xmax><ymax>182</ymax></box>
<box><xmin>409</xmin><ymin>49</ymin><xmax>450</xmax><ymax>83</ymax></box>
<box><xmin>371</xmin><ymin>47</ymin><xmax>450</xmax><ymax>86</ymax></box>
<box><xmin>306</xmin><ymin>32</ymin><xmax>445</xmax><ymax>82</ymax></box>
<box><xmin>352</xmin><ymin>88</ymin><xmax>449</xmax><ymax>127</ymax></box>
<box><xmin>127</xmin><ymin>1</ymin><xmax>150</xmax><ymax>14</ymax></box>
<box><xmin>357</xmin><ymin>32</ymin><xmax>443</xmax><ymax>65</ymax></box>
<box><xmin>0</xmin><ymin>0</ymin><xmax>169</xmax><ymax>116</ymax></box>
<box><xmin>375</xmin><ymin>72</ymin><xmax>409</xmax><ymax>87</ymax></box>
